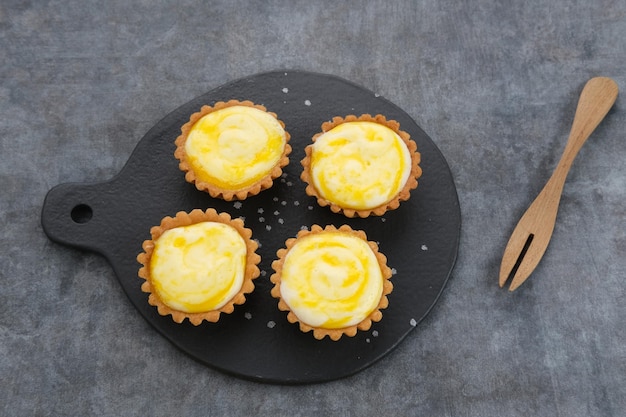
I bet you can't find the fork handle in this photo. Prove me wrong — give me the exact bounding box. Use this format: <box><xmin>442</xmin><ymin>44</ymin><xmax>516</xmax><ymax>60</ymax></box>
<box><xmin>550</xmin><ymin>77</ymin><xmax>618</xmax><ymax>187</ymax></box>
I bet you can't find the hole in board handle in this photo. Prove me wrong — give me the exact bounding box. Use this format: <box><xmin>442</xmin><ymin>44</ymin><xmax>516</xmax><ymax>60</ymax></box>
<box><xmin>71</xmin><ymin>204</ymin><xmax>93</xmax><ymax>224</ymax></box>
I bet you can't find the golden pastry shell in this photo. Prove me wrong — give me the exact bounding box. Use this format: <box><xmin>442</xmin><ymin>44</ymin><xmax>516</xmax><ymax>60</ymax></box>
<box><xmin>174</xmin><ymin>100</ymin><xmax>292</xmax><ymax>201</ymax></box>
<box><xmin>300</xmin><ymin>114</ymin><xmax>421</xmax><ymax>218</ymax></box>
<box><xmin>137</xmin><ymin>208</ymin><xmax>261</xmax><ymax>325</ymax></box>
<box><xmin>269</xmin><ymin>224</ymin><xmax>393</xmax><ymax>341</ymax></box>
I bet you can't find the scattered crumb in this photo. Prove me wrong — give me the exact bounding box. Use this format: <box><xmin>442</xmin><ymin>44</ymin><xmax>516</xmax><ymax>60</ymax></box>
<box><xmin>273</xmin><ymin>210</ymin><xmax>280</xmax><ymax>215</ymax></box>
<box><xmin>366</xmin><ymin>338</ymin><xmax>371</xmax><ymax>343</ymax></box>
<box><xmin>410</xmin><ymin>318</ymin><xmax>417</xmax><ymax>327</ymax></box>
<box><xmin>391</xmin><ymin>268</ymin><xmax>397</xmax><ymax>275</ymax></box>
<box><xmin>281</xmin><ymin>200</ymin><xmax>287</xmax><ymax>206</ymax></box>
<box><xmin>244</xmin><ymin>312</ymin><xmax>252</xmax><ymax>320</ymax></box>
<box><xmin>266</xmin><ymin>225</ymin><xmax>272</xmax><ymax>231</ymax></box>
<box><xmin>304</xmin><ymin>99</ymin><xmax>311</xmax><ymax>106</ymax></box>
<box><xmin>282</xmin><ymin>87</ymin><xmax>289</xmax><ymax>93</ymax></box>
<box><xmin>286</xmin><ymin>181</ymin><xmax>293</xmax><ymax>186</ymax></box>
<box><xmin>421</xmin><ymin>244</ymin><xmax>428</xmax><ymax>251</ymax></box>
<box><xmin>293</xmin><ymin>201</ymin><xmax>300</xmax><ymax>206</ymax></box>
<box><xmin>259</xmin><ymin>217</ymin><xmax>265</xmax><ymax>223</ymax></box>
<box><xmin>307</xmin><ymin>206</ymin><xmax>314</xmax><ymax>211</ymax></box>
<box><xmin>374</xmin><ymin>93</ymin><xmax>380</xmax><ymax>97</ymax></box>
<box><xmin>381</xmin><ymin>218</ymin><xmax>386</xmax><ymax>223</ymax></box>
<box><xmin>273</xmin><ymin>197</ymin><xmax>279</xmax><ymax>202</ymax></box>
<box><xmin>267</xmin><ymin>320</ymin><xmax>276</xmax><ymax>328</ymax></box>
<box><xmin>372</xmin><ymin>330</ymin><xmax>379</xmax><ymax>337</ymax></box>
<box><xmin>278</xmin><ymin>218</ymin><xmax>284</xmax><ymax>224</ymax></box>
<box><xmin>300</xmin><ymin>225</ymin><xmax>308</xmax><ymax>231</ymax></box>
<box><xmin>258</xmin><ymin>208</ymin><xmax>264</xmax><ymax>214</ymax></box>
<box><xmin>233</xmin><ymin>202</ymin><xmax>242</xmax><ymax>209</ymax></box>
<box><xmin>260</xmin><ymin>270</ymin><xmax>267</xmax><ymax>277</ymax></box>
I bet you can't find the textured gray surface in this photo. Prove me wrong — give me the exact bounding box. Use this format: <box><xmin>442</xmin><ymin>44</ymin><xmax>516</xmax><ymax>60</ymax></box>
<box><xmin>1</xmin><ymin>0</ymin><xmax>625</xmax><ymax>416</ymax></box>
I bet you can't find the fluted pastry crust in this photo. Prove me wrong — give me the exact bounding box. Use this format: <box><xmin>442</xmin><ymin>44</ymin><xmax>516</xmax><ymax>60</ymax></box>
<box><xmin>270</xmin><ymin>224</ymin><xmax>393</xmax><ymax>341</ymax></box>
<box><xmin>301</xmin><ymin>114</ymin><xmax>421</xmax><ymax>217</ymax></box>
<box><xmin>175</xmin><ymin>100</ymin><xmax>291</xmax><ymax>201</ymax></box>
<box><xmin>137</xmin><ymin>208</ymin><xmax>261</xmax><ymax>325</ymax></box>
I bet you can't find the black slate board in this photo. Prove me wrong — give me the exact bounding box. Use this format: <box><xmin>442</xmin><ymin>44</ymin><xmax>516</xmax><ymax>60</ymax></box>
<box><xmin>41</xmin><ymin>70</ymin><xmax>461</xmax><ymax>384</ymax></box>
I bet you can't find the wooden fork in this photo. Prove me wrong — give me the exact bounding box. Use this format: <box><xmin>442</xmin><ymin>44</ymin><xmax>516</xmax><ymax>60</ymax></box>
<box><xmin>499</xmin><ymin>77</ymin><xmax>618</xmax><ymax>291</ymax></box>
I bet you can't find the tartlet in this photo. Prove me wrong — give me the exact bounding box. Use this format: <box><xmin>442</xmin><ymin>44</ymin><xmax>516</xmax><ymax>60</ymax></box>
<box><xmin>175</xmin><ymin>100</ymin><xmax>291</xmax><ymax>200</ymax></box>
<box><xmin>270</xmin><ymin>224</ymin><xmax>393</xmax><ymax>341</ymax></box>
<box><xmin>137</xmin><ymin>208</ymin><xmax>261</xmax><ymax>325</ymax></box>
<box><xmin>301</xmin><ymin>114</ymin><xmax>421</xmax><ymax>217</ymax></box>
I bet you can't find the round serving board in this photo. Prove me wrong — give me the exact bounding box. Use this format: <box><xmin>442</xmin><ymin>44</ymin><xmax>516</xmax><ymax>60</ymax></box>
<box><xmin>41</xmin><ymin>70</ymin><xmax>461</xmax><ymax>384</ymax></box>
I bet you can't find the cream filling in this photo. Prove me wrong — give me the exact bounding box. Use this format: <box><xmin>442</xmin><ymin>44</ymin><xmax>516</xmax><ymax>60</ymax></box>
<box><xmin>150</xmin><ymin>222</ymin><xmax>246</xmax><ymax>313</ymax></box>
<box><xmin>310</xmin><ymin>121</ymin><xmax>412</xmax><ymax>210</ymax></box>
<box><xmin>280</xmin><ymin>231</ymin><xmax>383</xmax><ymax>329</ymax></box>
<box><xmin>185</xmin><ymin>105</ymin><xmax>286</xmax><ymax>190</ymax></box>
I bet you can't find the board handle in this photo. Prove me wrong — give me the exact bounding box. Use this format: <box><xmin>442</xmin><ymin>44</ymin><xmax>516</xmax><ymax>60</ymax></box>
<box><xmin>41</xmin><ymin>181</ymin><xmax>117</xmax><ymax>254</ymax></box>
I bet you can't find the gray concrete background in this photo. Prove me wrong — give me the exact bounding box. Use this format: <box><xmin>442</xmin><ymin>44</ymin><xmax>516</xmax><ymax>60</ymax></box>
<box><xmin>2</xmin><ymin>1</ymin><xmax>625</xmax><ymax>416</ymax></box>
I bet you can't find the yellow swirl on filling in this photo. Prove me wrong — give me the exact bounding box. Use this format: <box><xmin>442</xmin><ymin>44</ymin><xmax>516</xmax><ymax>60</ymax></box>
<box><xmin>185</xmin><ymin>105</ymin><xmax>287</xmax><ymax>190</ymax></box>
<box><xmin>280</xmin><ymin>231</ymin><xmax>383</xmax><ymax>329</ymax></box>
<box><xmin>310</xmin><ymin>121</ymin><xmax>411</xmax><ymax>210</ymax></box>
<box><xmin>150</xmin><ymin>222</ymin><xmax>246</xmax><ymax>313</ymax></box>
